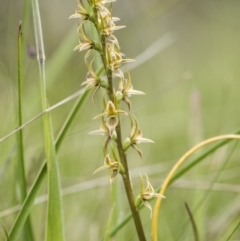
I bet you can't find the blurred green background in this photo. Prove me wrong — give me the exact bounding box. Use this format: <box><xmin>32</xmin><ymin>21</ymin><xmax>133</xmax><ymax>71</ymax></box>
<box><xmin>1</xmin><ymin>0</ymin><xmax>240</xmax><ymax>240</ymax></box>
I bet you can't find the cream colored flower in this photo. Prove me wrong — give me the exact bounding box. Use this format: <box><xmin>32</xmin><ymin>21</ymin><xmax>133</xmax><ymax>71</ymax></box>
<box><xmin>73</xmin><ymin>24</ymin><xmax>93</xmax><ymax>52</ymax></box>
<box><xmin>106</xmin><ymin>43</ymin><xmax>134</xmax><ymax>73</ymax></box>
<box><xmin>93</xmin><ymin>154</ymin><xmax>124</xmax><ymax>185</ymax></box>
<box><xmin>89</xmin><ymin>116</ymin><xmax>114</xmax><ymax>155</ymax></box>
<box><xmin>69</xmin><ymin>0</ymin><xmax>91</xmax><ymax>21</ymax></box>
<box><xmin>123</xmin><ymin>115</ymin><xmax>154</xmax><ymax>158</ymax></box>
<box><xmin>135</xmin><ymin>174</ymin><xmax>165</xmax><ymax>218</ymax></box>
<box><xmin>81</xmin><ymin>59</ymin><xmax>108</xmax><ymax>102</ymax></box>
<box><xmin>117</xmin><ymin>71</ymin><xmax>145</xmax><ymax>109</ymax></box>
<box><xmin>94</xmin><ymin>100</ymin><xmax>127</xmax><ymax>135</ymax></box>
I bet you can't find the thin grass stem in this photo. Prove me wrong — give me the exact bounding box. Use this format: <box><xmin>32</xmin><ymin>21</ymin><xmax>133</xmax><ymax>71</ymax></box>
<box><xmin>184</xmin><ymin>202</ymin><xmax>199</xmax><ymax>241</ymax></box>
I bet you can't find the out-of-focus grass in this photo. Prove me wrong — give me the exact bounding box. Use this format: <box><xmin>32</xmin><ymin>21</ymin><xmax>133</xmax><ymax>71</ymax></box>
<box><xmin>1</xmin><ymin>0</ymin><xmax>240</xmax><ymax>240</ymax></box>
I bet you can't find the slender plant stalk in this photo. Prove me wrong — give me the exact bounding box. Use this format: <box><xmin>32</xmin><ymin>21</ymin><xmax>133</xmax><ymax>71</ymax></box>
<box><xmin>31</xmin><ymin>0</ymin><xmax>65</xmax><ymax>240</ymax></box>
<box><xmin>184</xmin><ymin>202</ymin><xmax>199</xmax><ymax>241</ymax></box>
<box><xmin>86</xmin><ymin>4</ymin><xmax>146</xmax><ymax>240</ymax></box>
<box><xmin>151</xmin><ymin>134</ymin><xmax>240</xmax><ymax>241</ymax></box>
<box><xmin>16</xmin><ymin>21</ymin><xmax>34</xmax><ymax>241</ymax></box>
<box><xmin>100</xmin><ymin>37</ymin><xmax>146</xmax><ymax>241</ymax></box>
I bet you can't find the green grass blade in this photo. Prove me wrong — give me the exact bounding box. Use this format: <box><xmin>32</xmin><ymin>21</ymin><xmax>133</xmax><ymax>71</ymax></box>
<box><xmin>43</xmin><ymin>112</ymin><xmax>64</xmax><ymax>241</ymax></box>
<box><xmin>184</xmin><ymin>202</ymin><xmax>199</xmax><ymax>241</ymax></box>
<box><xmin>104</xmin><ymin>204</ymin><xmax>116</xmax><ymax>241</ymax></box>
<box><xmin>31</xmin><ymin>0</ymin><xmax>64</xmax><ymax>240</ymax></box>
<box><xmin>226</xmin><ymin>221</ymin><xmax>240</xmax><ymax>241</ymax></box>
<box><xmin>7</xmin><ymin>89</ymin><xmax>90</xmax><ymax>241</ymax></box>
<box><xmin>7</xmin><ymin>163</ymin><xmax>47</xmax><ymax>241</ymax></box>
<box><xmin>16</xmin><ymin>21</ymin><xmax>34</xmax><ymax>241</ymax></box>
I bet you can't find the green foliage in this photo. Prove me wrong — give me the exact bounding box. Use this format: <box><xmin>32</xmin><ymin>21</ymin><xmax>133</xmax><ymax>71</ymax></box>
<box><xmin>1</xmin><ymin>0</ymin><xmax>240</xmax><ymax>241</ymax></box>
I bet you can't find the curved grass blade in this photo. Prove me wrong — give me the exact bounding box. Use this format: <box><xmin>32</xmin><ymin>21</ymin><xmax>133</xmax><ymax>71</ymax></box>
<box><xmin>152</xmin><ymin>134</ymin><xmax>240</xmax><ymax>241</ymax></box>
<box><xmin>16</xmin><ymin>21</ymin><xmax>34</xmax><ymax>241</ymax></box>
<box><xmin>170</xmin><ymin>128</ymin><xmax>240</xmax><ymax>185</ymax></box>
<box><xmin>103</xmin><ymin>129</ymin><xmax>240</xmax><ymax>239</ymax></box>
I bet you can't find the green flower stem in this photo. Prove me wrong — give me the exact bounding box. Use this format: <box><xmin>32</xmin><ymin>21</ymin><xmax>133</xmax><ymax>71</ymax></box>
<box><xmin>93</xmin><ymin>19</ymin><xmax>146</xmax><ymax>241</ymax></box>
<box><xmin>115</xmin><ymin>122</ymin><xmax>147</xmax><ymax>241</ymax></box>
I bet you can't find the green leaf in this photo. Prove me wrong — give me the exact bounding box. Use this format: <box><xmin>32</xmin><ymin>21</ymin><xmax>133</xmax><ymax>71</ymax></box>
<box><xmin>16</xmin><ymin>21</ymin><xmax>34</xmax><ymax>241</ymax></box>
<box><xmin>7</xmin><ymin>89</ymin><xmax>90</xmax><ymax>241</ymax></box>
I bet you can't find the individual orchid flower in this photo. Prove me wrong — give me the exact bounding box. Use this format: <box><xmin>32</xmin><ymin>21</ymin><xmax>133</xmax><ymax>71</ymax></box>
<box><xmin>89</xmin><ymin>116</ymin><xmax>115</xmax><ymax>155</ymax></box>
<box><xmin>89</xmin><ymin>116</ymin><xmax>109</xmax><ymax>136</ymax></box>
<box><xmin>101</xmin><ymin>14</ymin><xmax>125</xmax><ymax>35</ymax></box>
<box><xmin>73</xmin><ymin>24</ymin><xmax>94</xmax><ymax>52</ymax></box>
<box><xmin>93</xmin><ymin>154</ymin><xmax>124</xmax><ymax>185</ymax></box>
<box><xmin>135</xmin><ymin>174</ymin><xmax>165</xmax><ymax>218</ymax></box>
<box><xmin>94</xmin><ymin>100</ymin><xmax>127</xmax><ymax>135</ymax></box>
<box><xmin>69</xmin><ymin>0</ymin><xmax>92</xmax><ymax>21</ymax></box>
<box><xmin>116</xmin><ymin>71</ymin><xmax>145</xmax><ymax>110</ymax></box>
<box><xmin>106</xmin><ymin>43</ymin><xmax>134</xmax><ymax>78</ymax></box>
<box><xmin>105</xmin><ymin>34</ymin><xmax>120</xmax><ymax>49</ymax></box>
<box><xmin>123</xmin><ymin>115</ymin><xmax>154</xmax><ymax>158</ymax></box>
<box><xmin>81</xmin><ymin>59</ymin><xmax>108</xmax><ymax>102</ymax></box>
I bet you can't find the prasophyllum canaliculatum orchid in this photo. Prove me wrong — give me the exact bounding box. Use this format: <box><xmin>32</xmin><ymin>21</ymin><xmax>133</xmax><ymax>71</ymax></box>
<box><xmin>116</xmin><ymin>71</ymin><xmax>145</xmax><ymax>110</ymax></box>
<box><xmin>69</xmin><ymin>0</ymin><xmax>92</xmax><ymax>21</ymax></box>
<box><xmin>93</xmin><ymin>153</ymin><xmax>124</xmax><ymax>186</ymax></box>
<box><xmin>135</xmin><ymin>174</ymin><xmax>165</xmax><ymax>218</ymax></box>
<box><xmin>70</xmin><ymin>0</ymin><xmax>165</xmax><ymax>237</ymax></box>
<box><xmin>123</xmin><ymin>115</ymin><xmax>154</xmax><ymax>158</ymax></box>
<box><xmin>81</xmin><ymin>59</ymin><xmax>108</xmax><ymax>102</ymax></box>
<box><xmin>89</xmin><ymin>116</ymin><xmax>116</xmax><ymax>155</ymax></box>
<box><xmin>93</xmin><ymin>99</ymin><xmax>127</xmax><ymax>136</ymax></box>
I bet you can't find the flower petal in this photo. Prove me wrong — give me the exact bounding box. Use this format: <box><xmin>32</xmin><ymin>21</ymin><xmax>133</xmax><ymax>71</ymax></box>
<box><xmin>93</xmin><ymin>165</ymin><xmax>109</xmax><ymax>174</ymax></box>
<box><xmin>142</xmin><ymin>200</ymin><xmax>153</xmax><ymax>218</ymax></box>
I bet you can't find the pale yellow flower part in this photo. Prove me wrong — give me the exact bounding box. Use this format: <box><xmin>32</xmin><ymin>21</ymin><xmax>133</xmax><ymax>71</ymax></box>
<box><xmin>128</xmin><ymin>115</ymin><xmax>154</xmax><ymax>158</ymax></box>
<box><xmin>93</xmin><ymin>154</ymin><xmax>119</xmax><ymax>185</ymax></box>
<box><xmin>118</xmin><ymin>71</ymin><xmax>145</xmax><ymax>109</ymax></box>
<box><xmin>140</xmin><ymin>174</ymin><xmax>165</xmax><ymax>218</ymax></box>
<box><xmin>73</xmin><ymin>25</ymin><xmax>93</xmax><ymax>52</ymax></box>
<box><xmin>69</xmin><ymin>0</ymin><xmax>89</xmax><ymax>20</ymax></box>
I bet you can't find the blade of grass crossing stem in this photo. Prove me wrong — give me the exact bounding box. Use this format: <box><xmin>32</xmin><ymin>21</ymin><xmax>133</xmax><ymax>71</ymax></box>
<box><xmin>7</xmin><ymin>89</ymin><xmax>90</xmax><ymax>241</ymax></box>
<box><xmin>16</xmin><ymin>22</ymin><xmax>34</xmax><ymax>241</ymax></box>
<box><xmin>31</xmin><ymin>0</ymin><xmax>64</xmax><ymax>240</ymax></box>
